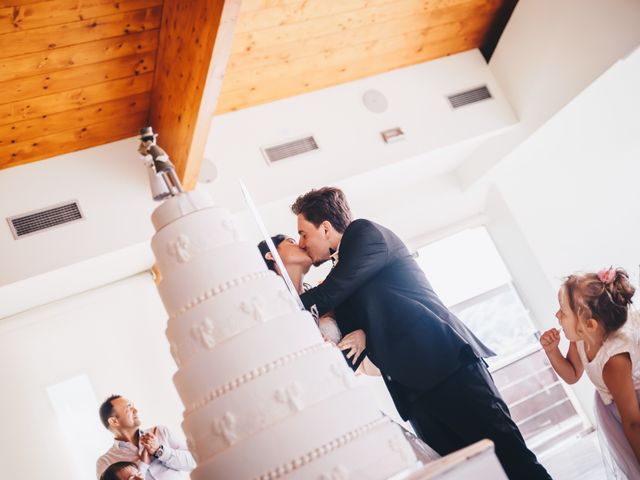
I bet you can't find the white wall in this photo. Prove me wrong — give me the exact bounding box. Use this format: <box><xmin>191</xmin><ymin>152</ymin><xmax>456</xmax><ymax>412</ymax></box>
<box><xmin>0</xmin><ymin>273</ymin><xmax>182</xmax><ymax>480</ymax></box>
<box><xmin>485</xmin><ymin>47</ymin><xmax>640</xmax><ymax>418</ymax></box>
<box><xmin>457</xmin><ymin>0</ymin><xmax>640</xmax><ymax>187</ymax></box>
<box><xmin>0</xmin><ymin>138</ymin><xmax>159</xmax><ymax>317</ymax></box>
<box><xmin>0</xmin><ymin>138</ymin><xmax>157</xmax><ymax>286</ymax></box>
<box><xmin>204</xmin><ymin>49</ymin><xmax>516</xmax><ymax>212</ymax></box>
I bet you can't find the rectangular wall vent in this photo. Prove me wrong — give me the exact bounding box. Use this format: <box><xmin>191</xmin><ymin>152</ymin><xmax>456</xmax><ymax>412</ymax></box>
<box><xmin>262</xmin><ymin>136</ymin><xmax>319</xmax><ymax>164</ymax></box>
<box><xmin>447</xmin><ymin>85</ymin><xmax>492</xmax><ymax>109</ymax></box>
<box><xmin>7</xmin><ymin>200</ymin><xmax>84</xmax><ymax>239</ymax></box>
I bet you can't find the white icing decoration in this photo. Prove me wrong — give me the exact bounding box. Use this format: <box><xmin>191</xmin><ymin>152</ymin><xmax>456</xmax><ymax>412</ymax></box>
<box><xmin>240</xmin><ymin>296</ymin><xmax>267</xmax><ymax>323</ymax></box>
<box><xmin>254</xmin><ymin>418</ymin><xmax>387</xmax><ymax>480</ymax></box>
<box><xmin>331</xmin><ymin>362</ymin><xmax>356</xmax><ymax>388</ymax></box>
<box><xmin>169</xmin><ymin>341</ymin><xmax>181</xmax><ymax>366</ymax></box>
<box><xmin>389</xmin><ymin>434</ymin><xmax>412</xmax><ymax>462</ymax></box>
<box><xmin>187</xmin><ymin>343</ymin><xmax>329</xmax><ymax>413</ymax></box>
<box><xmin>319</xmin><ymin>466</ymin><xmax>350</xmax><ymax>480</ymax></box>
<box><xmin>222</xmin><ymin>218</ymin><xmax>240</xmax><ymax>240</ymax></box>
<box><xmin>253</xmin><ymin>406</ymin><xmax>270</xmax><ymax>429</ymax></box>
<box><xmin>274</xmin><ymin>382</ymin><xmax>304</xmax><ymax>412</ymax></box>
<box><xmin>190</xmin><ymin>317</ymin><xmax>217</xmax><ymax>349</ymax></box>
<box><xmin>212</xmin><ymin>412</ymin><xmax>238</xmax><ymax>446</ymax></box>
<box><xmin>278</xmin><ymin>289</ymin><xmax>298</xmax><ymax>311</ymax></box>
<box><xmin>171</xmin><ymin>271</ymin><xmax>269</xmax><ymax>319</ymax></box>
<box><xmin>167</xmin><ymin>233</ymin><xmax>193</xmax><ymax>263</ymax></box>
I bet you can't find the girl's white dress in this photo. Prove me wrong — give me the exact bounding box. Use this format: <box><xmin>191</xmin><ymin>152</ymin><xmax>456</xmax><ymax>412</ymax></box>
<box><xmin>576</xmin><ymin>314</ymin><xmax>640</xmax><ymax>479</ymax></box>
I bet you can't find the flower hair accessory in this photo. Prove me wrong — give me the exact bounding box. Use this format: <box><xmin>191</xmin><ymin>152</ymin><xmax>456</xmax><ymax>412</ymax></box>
<box><xmin>597</xmin><ymin>267</ymin><xmax>616</xmax><ymax>285</ymax></box>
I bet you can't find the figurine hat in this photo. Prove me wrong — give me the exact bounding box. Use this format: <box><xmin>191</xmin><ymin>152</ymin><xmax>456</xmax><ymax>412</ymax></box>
<box><xmin>139</xmin><ymin>126</ymin><xmax>158</xmax><ymax>140</ymax></box>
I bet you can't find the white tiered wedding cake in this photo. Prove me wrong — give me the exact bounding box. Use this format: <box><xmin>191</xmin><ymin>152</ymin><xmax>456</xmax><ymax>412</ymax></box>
<box><xmin>151</xmin><ymin>191</ymin><xmax>417</xmax><ymax>479</ymax></box>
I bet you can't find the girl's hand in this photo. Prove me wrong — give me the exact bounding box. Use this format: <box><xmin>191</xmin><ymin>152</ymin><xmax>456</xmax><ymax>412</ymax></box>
<box><xmin>540</xmin><ymin>328</ymin><xmax>561</xmax><ymax>353</ymax></box>
<box><xmin>338</xmin><ymin>329</ymin><xmax>366</xmax><ymax>364</ymax></box>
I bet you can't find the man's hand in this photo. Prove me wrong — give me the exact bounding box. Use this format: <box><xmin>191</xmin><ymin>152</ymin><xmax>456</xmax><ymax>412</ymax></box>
<box><xmin>540</xmin><ymin>328</ymin><xmax>561</xmax><ymax>354</ymax></box>
<box><xmin>141</xmin><ymin>426</ymin><xmax>160</xmax><ymax>457</ymax></box>
<box><xmin>338</xmin><ymin>329</ymin><xmax>366</xmax><ymax>364</ymax></box>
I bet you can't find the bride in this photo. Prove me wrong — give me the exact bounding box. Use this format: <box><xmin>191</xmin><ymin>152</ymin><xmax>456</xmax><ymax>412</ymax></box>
<box><xmin>257</xmin><ymin>234</ymin><xmax>379</xmax><ymax>374</ymax></box>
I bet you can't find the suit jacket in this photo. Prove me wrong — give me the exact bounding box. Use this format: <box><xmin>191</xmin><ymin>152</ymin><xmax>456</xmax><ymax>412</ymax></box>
<box><xmin>300</xmin><ymin>219</ymin><xmax>495</xmax><ymax>417</ymax></box>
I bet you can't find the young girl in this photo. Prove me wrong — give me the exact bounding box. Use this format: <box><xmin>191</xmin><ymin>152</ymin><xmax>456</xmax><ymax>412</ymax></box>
<box><xmin>540</xmin><ymin>267</ymin><xmax>638</xmax><ymax>478</ymax></box>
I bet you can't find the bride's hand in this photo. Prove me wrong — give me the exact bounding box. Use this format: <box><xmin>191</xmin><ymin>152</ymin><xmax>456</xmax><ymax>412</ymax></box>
<box><xmin>338</xmin><ymin>329</ymin><xmax>366</xmax><ymax>364</ymax></box>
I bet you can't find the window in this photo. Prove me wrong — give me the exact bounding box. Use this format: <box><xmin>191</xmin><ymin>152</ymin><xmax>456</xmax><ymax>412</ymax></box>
<box><xmin>47</xmin><ymin>374</ymin><xmax>111</xmax><ymax>479</ymax></box>
<box><xmin>414</xmin><ymin>226</ymin><xmax>586</xmax><ymax>452</ymax></box>
<box><xmin>414</xmin><ymin>226</ymin><xmax>538</xmax><ymax>365</ymax></box>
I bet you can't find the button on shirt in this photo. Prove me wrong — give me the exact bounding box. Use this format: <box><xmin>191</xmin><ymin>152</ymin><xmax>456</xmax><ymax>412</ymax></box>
<box><xmin>96</xmin><ymin>425</ymin><xmax>195</xmax><ymax>479</ymax></box>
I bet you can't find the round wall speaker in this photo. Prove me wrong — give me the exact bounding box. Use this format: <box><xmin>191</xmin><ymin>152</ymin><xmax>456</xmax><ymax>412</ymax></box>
<box><xmin>198</xmin><ymin>157</ymin><xmax>218</xmax><ymax>184</ymax></box>
<box><xmin>362</xmin><ymin>89</ymin><xmax>388</xmax><ymax>113</ymax></box>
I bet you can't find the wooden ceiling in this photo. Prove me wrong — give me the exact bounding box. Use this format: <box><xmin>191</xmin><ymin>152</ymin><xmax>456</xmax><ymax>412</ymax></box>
<box><xmin>0</xmin><ymin>1</ymin><xmax>162</xmax><ymax>170</ymax></box>
<box><xmin>0</xmin><ymin>0</ymin><xmax>516</xmax><ymax>175</ymax></box>
<box><xmin>217</xmin><ymin>0</ymin><xmax>515</xmax><ymax>114</ymax></box>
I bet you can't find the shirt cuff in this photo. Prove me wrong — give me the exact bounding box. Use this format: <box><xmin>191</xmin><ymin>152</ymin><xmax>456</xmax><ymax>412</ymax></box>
<box><xmin>138</xmin><ymin>462</ymin><xmax>150</xmax><ymax>475</ymax></box>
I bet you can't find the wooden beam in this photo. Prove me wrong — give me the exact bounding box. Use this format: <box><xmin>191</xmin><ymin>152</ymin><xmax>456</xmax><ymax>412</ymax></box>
<box><xmin>148</xmin><ymin>0</ymin><xmax>240</xmax><ymax>189</ymax></box>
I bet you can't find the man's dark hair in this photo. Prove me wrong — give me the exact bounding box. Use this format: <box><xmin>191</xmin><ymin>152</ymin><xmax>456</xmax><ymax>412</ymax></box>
<box><xmin>291</xmin><ymin>187</ymin><xmax>352</xmax><ymax>233</ymax></box>
<box><xmin>257</xmin><ymin>235</ymin><xmax>288</xmax><ymax>272</ymax></box>
<box><xmin>101</xmin><ymin>461</ymin><xmax>137</xmax><ymax>480</ymax></box>
<box><xmin>99</xmin><ymin>394</ymin><xmax>121</xmax><ymax>430</ymax></box>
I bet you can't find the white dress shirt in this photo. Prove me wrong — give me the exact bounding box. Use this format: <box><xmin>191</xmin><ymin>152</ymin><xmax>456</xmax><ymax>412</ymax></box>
<box><xmin>96</xmin><ymin>425</ymin><xmax>195</xmax><ymax>479</ymax></box>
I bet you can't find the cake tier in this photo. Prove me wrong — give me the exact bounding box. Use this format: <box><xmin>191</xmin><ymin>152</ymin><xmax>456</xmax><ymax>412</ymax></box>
<box><xmin>182</xmin><ymin>344</ymin><xmax>357</xmax><ymax>462</ymax></box>
<box><xmin>151</xmin><ymin>205</ymin><xmax>241</xmax><ymax>277</ymax></box>
<box><xmin>157</xmin><ymin>241</ymin><xmax>266</xmax><ymax>316</ymax></box>
<box><xmin>259</xmin><ymin>419</ymin><xmax>416</xmax><ymax>480</ymax></box>
<box><xmin>173</xmin><ymin>310</ymin><xmax>322</xmax><ymax>410</ymax></box>
<box><xmin>151</xmin><ymin>190</ymin><xmax>216</xmax><ymax>231</ymax></box>
<box><xmin>190</xmin><ymin>386</ymin><xmax>387</xmax><ymax>480</ymax></box>
<box><xmin>166</xmin><ymin>273</ymin><xmax>299</xmax><ymax>367</ymax></box>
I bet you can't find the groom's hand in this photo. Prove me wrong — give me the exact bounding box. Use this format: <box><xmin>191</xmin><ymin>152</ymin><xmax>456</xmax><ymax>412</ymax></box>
<box><xmin>338</xmin><ymin>329</ymin><xmax>366</xmax><ymax>364</ymax></box>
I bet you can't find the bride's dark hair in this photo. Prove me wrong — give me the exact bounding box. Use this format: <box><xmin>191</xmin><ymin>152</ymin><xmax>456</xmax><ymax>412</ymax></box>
<box><xmin>257</xmin><ymin>234</ymin><xmax>288</xmax><ymax>272</ymax></box>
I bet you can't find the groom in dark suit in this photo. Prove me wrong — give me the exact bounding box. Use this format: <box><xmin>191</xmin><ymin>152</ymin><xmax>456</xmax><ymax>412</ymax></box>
<box><xmin>293</xmin><ymin>187</ymin><xmax>551</xmax><ymax>480</ymax></box>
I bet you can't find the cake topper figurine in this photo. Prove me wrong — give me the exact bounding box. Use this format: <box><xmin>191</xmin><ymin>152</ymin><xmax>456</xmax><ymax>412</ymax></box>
<box><xmin>138</xmin><ymin>126</ymin><xmax>185</xmax><ymax>201</ymax></box>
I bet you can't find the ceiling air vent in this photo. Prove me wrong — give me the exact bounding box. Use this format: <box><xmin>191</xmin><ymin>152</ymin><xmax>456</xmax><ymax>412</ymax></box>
<box><xmin>447</xmin><ymin>85</ymin><xmax>492</xmax><ymax>109</ymax></box>
<box><xmin>7</xmin><ymin>200</ymin><xmax>84</xmax><ymax>239</ymax></box>
<box><xmin>262</xmin><ymin>136</ymin><xmax>319</xmax><ymax>164</ymax></box>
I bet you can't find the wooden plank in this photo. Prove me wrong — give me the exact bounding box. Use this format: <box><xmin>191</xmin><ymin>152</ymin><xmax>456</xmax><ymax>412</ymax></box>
<box><xmin>0</xmin><ymin>0</ymin><xmax>162</xmax><ymax>34</ymax></box>
<box><xmin>0</xmin><ymin>71</ymin><xmax>153</xmax><ymax>125</ymax></box>
<box><xmin>227</xmin><ymin>3</ymin><xmax>500</xmax><ymax>72</ymax></box>
<box><xmin>0</xmin><ymin>92</ymin><xmax>150</xmax><ymax>146</ymax></box>
<box><xmin>221</xmin><ymin>18</ymin><xmax>491</xmax><ymax>94</ymax></box>
<box><xmin>0</xmin><ymin>29</ymin><xmax>158</xmax><ymax>82</ymax></box>
<box><xmin>216</xmin><ymin>30</ymin><xmax>486</xmax><ymax>113</ymax></box>
<box><xmin>0</xmin><ymin>6</ymin><xmax>162</xmax><ymax>58</ymax></box>
<box><xmin>0</xmin><ymin>108</ymin><xmax>148</xmax><ymax>169</ymax></box>
<box><xmin>234</xmin><ymin>0</ymin><xmax>484</xmax><ymax>34</ymax></box>
<box><xmin>0</xmin><ymin>52</ymin><xmax>155</xmax><ymax>104</ymax></box>
<box><xmin>149</xmin><ymin>0</ymin><xmax>239</xmax><ymax>188</ymax></box>
<box><xmin>230</xmin><ymin>0</ymin><xmax>498</xmax><ymax>54</ymax></box>
<box><xmin>234</xmin><ymin>0</ymin><xmax>392</xmax><ymax>33</ymax></box>
<box><xmin>234</xmin><ymin>0</ymin><xmax>303</xmax><ymax>12</ymax></box>
<box><xmin>0</xmin><ymin>1</ymin><xmax>50</xmax><ymax>6</ymax></box>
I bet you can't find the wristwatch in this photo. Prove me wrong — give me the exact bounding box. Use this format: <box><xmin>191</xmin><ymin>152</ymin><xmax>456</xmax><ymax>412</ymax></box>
<box><xmin>153</xmin><ymin>444</ymin><xmax>165</xmax><ymax>459</ymax></box>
